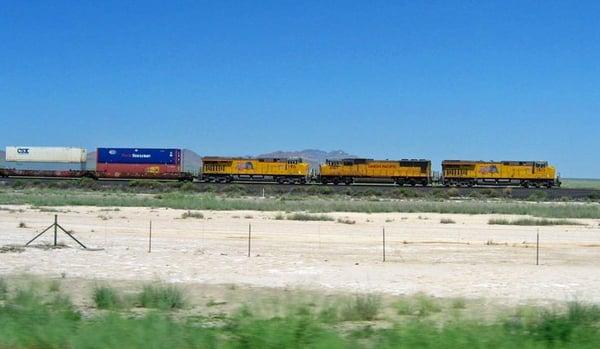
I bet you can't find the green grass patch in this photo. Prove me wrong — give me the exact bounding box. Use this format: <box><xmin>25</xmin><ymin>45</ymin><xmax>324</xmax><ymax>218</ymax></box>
<box><xmin>1</xmin><ymin>279</ymin><xmax>600</xmax><ymax>348</ymax></box>
<box><xmin>0</xmin><ymin>278</ymin><xmax>7</xmax><ymax>300</ymax></box>
<box><xmin>2</xmin><ymin>188</ymin><xmax>600</xmax><ymax>218</ymax></box>
<box><xmin>93</xmin><ymin>285</ymin><xmax>124</xmax><ymax>309</ymax></box>
<box><xmin>336</xmin><ymin>218</ymin><xmax>356</xmax><ymax>224</ymax></box>
<box><xmin>396</xmin><ymin>293</ymin><xmax>442</xmax><ymax>316</ymax></box>
<box><xmin>340</xmin><ymin>295</ymin><xmax>382</xmax><ymax>321</ymax></box>
<box><xmin>488</xmin><ymin>218</ymin><xmax>585</xmax><ymax>226</ymax></box>
<box><xmin>285</xmin><ymin>213</ymin><xmax>335</xmax><ymax>221</ymax></box>
<box><xmin>180</xmin><ymin>210</ymin><xmax>204</xmax><ymax>219</ymax></box>
<box><xmin>139</xmin><ymin>283</ymin><xmax>185</xmax><ymax>310</ymax></box>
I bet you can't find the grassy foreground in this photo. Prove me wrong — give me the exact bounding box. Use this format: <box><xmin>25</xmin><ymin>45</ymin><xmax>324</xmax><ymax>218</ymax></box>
<box><xmin>1</xmin><ymin>280</ymin><xmax>600</xmax><ymax>348</ymax></box>
<box><xmin>2</xmin><ymin>188</ymin><xmax>600</xmax><ymax>218</ymax></box>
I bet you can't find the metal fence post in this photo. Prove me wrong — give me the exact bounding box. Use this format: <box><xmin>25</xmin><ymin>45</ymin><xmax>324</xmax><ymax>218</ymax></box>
<box><xmin>53</xmin><ymin>215</ymin><xmax>58</xmax><ymax>246</ymax></box>
<box><xmin>382</xmin><ymin>226</ymin><xmax>386</xmax><ymax>262</ymax></box>
<box><xmin>148</xmin><ymin>220</ymin><xmax>152</xmax><ymax>253</ymax></box>
<box><xmin>248</xmin><ymin>223</ymin><xmax>251</xmax><ymax>257</ymax></box>
<box><xmin>536</xmin><ymin>229</ymin><xmax>539</xmax><ymax>266</ymax></box>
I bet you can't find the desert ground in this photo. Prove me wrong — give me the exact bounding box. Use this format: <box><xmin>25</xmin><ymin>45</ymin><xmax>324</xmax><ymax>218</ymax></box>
<box><xmin>1</xmin><ymin>204</ymin><xmax>600</xmax><ymax>304</ymax></box>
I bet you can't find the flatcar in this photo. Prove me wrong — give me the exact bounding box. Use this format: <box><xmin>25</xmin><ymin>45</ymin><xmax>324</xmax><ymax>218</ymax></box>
<box><xmin>319</xmin><ymin>158</ymin><xmax>431</xmax><ymax>186</ymax></box>
<box><xmin>441</xmin><ymin>160</ymin><xmax>560</xmax><ymax>188</ymax></box>
<box><xmin>200</xmin><ymin>157</ymin><xmax>310</xmax><ymax>184</ymax></box>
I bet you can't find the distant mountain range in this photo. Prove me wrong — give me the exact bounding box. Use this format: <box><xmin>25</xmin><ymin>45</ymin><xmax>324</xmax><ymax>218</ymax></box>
<box><xmin>258</xmin><ymin>149</ymin><xmax>357</xmax><ymax>170</ymax></box>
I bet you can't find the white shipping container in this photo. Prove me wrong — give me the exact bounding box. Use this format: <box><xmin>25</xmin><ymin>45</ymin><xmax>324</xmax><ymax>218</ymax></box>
<box><xmin>5</xmin><ymin>146</ymin><xmax>87</xmax><ymax>163</ymax></box>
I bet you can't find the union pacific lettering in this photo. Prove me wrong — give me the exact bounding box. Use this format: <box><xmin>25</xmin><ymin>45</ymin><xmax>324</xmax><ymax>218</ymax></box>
<box><xmin>367</xmin><ymin>164</ymin><xmax>397</xmax><ymax>169</ymax></box>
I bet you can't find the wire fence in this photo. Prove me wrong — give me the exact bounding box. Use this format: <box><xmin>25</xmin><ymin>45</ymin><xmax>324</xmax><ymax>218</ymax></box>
<box><xmin>3</xmin><ymin>213</ymin><xmax>600</xmax><ymax>267</ymax></box>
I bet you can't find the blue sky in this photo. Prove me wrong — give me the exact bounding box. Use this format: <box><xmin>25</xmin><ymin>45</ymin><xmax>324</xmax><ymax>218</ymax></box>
<box><xmin>1</xmin><ymin>1</ymin><xmax>599</xmax><ymax>177</ymax></box>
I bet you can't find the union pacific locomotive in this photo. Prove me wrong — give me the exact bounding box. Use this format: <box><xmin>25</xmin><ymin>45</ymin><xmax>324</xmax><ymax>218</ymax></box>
<box><xmin>201</xmin><ymin>157</ymin><xmax>309</xmax><ymax>184</ymax></box>
<box><xmin>0</xmin><ymin>146</ymin><xmax>561</xmax><ymax>188</ymax></box>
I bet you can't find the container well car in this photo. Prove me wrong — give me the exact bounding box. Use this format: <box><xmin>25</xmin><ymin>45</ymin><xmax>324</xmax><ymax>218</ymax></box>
<box><xmin>95</xmin><ymin>148</ymin><xmax>193</xmax><ymax>180</ymax></box>
<box><xmin>0</xmin><ymin>146</ymin><xmax>88</xmax><ymax>178</ymax></box>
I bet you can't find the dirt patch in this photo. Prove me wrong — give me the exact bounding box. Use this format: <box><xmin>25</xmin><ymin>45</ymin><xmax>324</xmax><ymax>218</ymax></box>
<box><xmin>1</xmin><ymin>204</ymin><xmax>600</xmax><ymax>304</ymax></box>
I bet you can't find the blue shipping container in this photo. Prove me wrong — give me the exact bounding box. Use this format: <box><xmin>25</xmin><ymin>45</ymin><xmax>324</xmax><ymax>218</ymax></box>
<box><xmin>96</xmin><ymin>148</ymin><xmax>181</xmax><ymax>165</ymax></box>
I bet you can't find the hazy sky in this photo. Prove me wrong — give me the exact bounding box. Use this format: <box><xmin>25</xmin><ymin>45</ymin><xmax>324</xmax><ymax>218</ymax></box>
<box><xmin>1</xmin><ymin>1</ymin><xmax>599</xmax><ymax>177</ymax></box>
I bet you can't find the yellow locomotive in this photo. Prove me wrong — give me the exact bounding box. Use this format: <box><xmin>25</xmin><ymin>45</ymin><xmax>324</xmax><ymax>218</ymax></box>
<box><xmin>319</xmin><ymin>158</ymin><xmax>431</xmax><ymax>186</ymax></box>
<box><xmin>441</xmin><ymin>160</ymin><xmax>560</xmax><ymax>188</ymax></box>
<box><xmin>201</xmin><ymin>157</ymin><xmax>310</xmax><ymax>184</ymax></box>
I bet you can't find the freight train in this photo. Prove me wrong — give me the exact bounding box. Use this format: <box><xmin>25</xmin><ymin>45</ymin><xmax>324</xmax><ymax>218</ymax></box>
<box><xmin>0</xmin><ymin>146</ymin><xmax>561</xmax><ymax>188</ymax></box>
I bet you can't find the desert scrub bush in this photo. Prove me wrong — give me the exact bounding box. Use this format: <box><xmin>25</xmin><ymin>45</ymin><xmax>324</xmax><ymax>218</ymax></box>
<box><xmin>93</xmin><ymin>285</ymin><xmax>123</xmax><ymax>309</ymax></box>
<box><xmin>528</xmin><ymin>191</ymin><xmax>548</xmax><ymax>202</ymax></box>
<box><xmin>179</xmin><ymin>182</ymin><xmax>197</xmax><ymax>192</ymax></box>
<box><xmin>340</xmin><ymin>295</ymin><xmax>382</xmax><ymax>321</ymax></box>
<box><xmin>77</xmin><ymin>177</ymin><xmax>98</xmax><ymax>190</ymax></box>
<box><xmin>17</xmin><ymin>222</ymin><xmax>27</xmax><ymax>228</ymax></box>
<box><xmin>488</xmin><ymin>218</ymin><xmax>584</xmax><ymax>226</ymax></box>
<box><xmin>139</xmin><ymin>283</ymin><xmax>185</xmax><ymax>309</ymax></box>
<box><xmin>451</xmin><ymin>297</ymin><xmax>467</xmax><ymax>309</ymax></box>
<box><xmin>396</xmin><ymin>294</ymin><xmax>442</xmax><ymax>316</ymax></box>
<box><xmin>181</xmin><ymin>210</ymin><xmax>204</xmax><ymax>219</ymax></box>
<box><xmin>0</xmin><ymin>278</ymin><xmax>7</xmax><ymax>299</ymax></box>
<box><xmin>440</xmin><ymin>218</ymin><xmax>456</xmax><ymax>224</ymax></box>
<box><xmin>429</xmin><ymin>189</ymin><xmax>450</xmax><ymax>199</ymax></box>
<box><xmin>337</xmin><ymin>218</ymin><xmax>356</xmax><ymax>224</ymax></box>
<box><xmin>48</xmin><ymin>280</ymin><xmax>61</xmax><ymax>293</ymax></box>
<box><xmin>221</xmin><ymin>184</ymin><xmax>247</xmax><ymax>196</ymax></box>
<box><xmin>285</xmin><ymin>213</ymin><xmax>335</xmax><ymax>221</ymax></box>
<box><xmin>446</xmin><ymin>188</ymin><xmax>460</xmax><ymax>197</ymax></box>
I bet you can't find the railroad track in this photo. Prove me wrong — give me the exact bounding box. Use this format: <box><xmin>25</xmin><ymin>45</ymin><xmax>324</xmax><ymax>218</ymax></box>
<box><xmin>1</xmin><ymin>177</ymin><xmax>599</xmax><ymax>200</ymax></box>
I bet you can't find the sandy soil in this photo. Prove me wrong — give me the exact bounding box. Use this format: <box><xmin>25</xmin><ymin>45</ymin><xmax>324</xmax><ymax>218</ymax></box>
<box><xmin>1</xmin><ymin>204</ymin><xmax>600</xmax><ymax>304</ymax></box>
